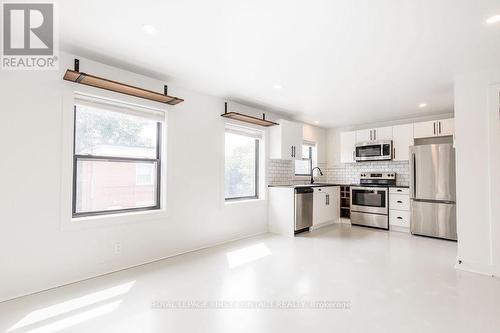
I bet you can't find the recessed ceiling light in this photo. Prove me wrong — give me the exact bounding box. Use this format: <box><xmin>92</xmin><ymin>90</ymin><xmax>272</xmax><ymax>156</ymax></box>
<box><xmin>314</xmin><ymin>121</ymin><xmax>320</xmax><ymax>125</ymax></box>
<box><xmin>419</xmin><ymin>103</ymin><xmax>427</xmax><ymax>108</ymax></box>
<box><xmin>142</xmin><ymin>24</ymin><xmax>157</xmax><ymax>34</ymax></box>
<box><xmin>273</xmin><ymin>84</ymin><xmax>282</xmax><ymax>89</ymax></box>
<box><xmin>486</xmin><ymin>15</ymin><xmax>500</xmax><ymax>24</ymax></box>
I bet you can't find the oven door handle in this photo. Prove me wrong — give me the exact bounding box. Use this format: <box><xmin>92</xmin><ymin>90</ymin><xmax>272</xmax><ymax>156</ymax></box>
<box><xmin>352</xmin><ymin>186</ymin><xmax>388</xmax><ymax>193</ymax></box>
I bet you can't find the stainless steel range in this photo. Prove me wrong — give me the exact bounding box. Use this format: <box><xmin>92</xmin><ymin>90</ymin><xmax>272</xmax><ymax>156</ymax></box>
<box><xmin>350</xmin><ymin>173</ymin><xmax>396</xmax><ymax>230</ymax></box>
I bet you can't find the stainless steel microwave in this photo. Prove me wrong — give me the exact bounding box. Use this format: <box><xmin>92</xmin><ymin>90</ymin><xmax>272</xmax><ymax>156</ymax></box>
<box><xmin>355</xmin><ymin>141</ymin><xmax>392</xmax><ymax>162</ymax></box>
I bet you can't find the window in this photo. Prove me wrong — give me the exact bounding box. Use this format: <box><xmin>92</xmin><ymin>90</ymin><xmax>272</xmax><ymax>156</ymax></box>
<box><xmin>295</xmin><ymin>142</ymin><xmax>317</xmax><ymax>176</ymax></box>
<box><xmin>224</xmin><ymin>126</ymin><xmax>261</xmax><ymax>200</ymax></box>
<box><xmin>72</xmin><ymin>102</ymin><xmax>162</xmax><ymax>217</ymax></box>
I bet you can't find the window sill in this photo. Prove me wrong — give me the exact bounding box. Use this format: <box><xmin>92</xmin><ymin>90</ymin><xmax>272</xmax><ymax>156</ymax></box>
<box><xmin>224</xmin><ymin>198</ymin><xmax>265</xmax><ymax>205</ymax></box>
<box><xmin>62</xmin><ymin>208</ymin><xmax>168</xmax><ymax>231</ymax></box>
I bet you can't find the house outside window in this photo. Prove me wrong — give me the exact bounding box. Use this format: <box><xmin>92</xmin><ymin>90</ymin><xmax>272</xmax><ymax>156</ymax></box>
<box><xmin>224</xmin><ymin>125</ymin><xmax>262</xmax><ymax>201</ymax></box>
<box><xmin>72</xmin><ymin>101</ymin><xmax>163</xmax><ymax>217</ymax></box>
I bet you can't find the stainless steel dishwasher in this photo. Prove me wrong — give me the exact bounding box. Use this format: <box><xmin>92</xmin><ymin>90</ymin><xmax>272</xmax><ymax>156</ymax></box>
<box><xmin>294</xmin><ymin>187</ymin><xmax>314</xmax><ymax>234</ymax></box>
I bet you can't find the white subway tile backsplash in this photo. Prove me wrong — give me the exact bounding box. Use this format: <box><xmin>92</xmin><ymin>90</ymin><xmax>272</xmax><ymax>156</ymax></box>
<box><xmin>267</xmin><ymin>159</ymin><xmax>410</xmax><ymax>186</ymax></box>
<box><xmin>324</xmin><ymin>160</ymin><xmax>410</xmax><ymax>186</ymax></box>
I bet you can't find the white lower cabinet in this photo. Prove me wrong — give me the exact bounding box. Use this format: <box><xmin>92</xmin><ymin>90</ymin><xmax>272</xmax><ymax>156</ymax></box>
<box><xmin>389</xmin><ymin>187</ymin><xmax>411</xmax><ymax>232</ymax></box>
<box><xmin>389</xmin><ymin>194</ymin><xmax>410</xmax><ymax>211</ymax></box>
<box><xmin>389</xmin><ymin>211</ymin><xmax>410</xmax><ymax>228</ymax></box>
<box><xmin>313</xmin><ymin>187</ymin><xmax>340</xmax><ymax>226</ymax></box>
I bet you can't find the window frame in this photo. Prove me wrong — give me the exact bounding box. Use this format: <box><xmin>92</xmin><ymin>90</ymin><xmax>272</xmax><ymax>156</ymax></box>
<box><xmin>71</xmin><ymin>105</ymin><xmax>162</xmax><ymax>218</ymax></box>
<box><xmin>224</xmin><ymin>130</ymin><xmax>261</xmax><ymax>202</ymax></box>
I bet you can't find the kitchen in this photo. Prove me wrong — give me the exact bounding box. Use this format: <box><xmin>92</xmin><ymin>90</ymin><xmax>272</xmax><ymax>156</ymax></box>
<box><xmin>268</xmin><ymin>117</ymin><xmax>456</xmax><ymax>241</ymax></box>
<box><xmin>1</xmin><ymin>1</ymin><xmax>499</xmax><ymax>332</ymax></box>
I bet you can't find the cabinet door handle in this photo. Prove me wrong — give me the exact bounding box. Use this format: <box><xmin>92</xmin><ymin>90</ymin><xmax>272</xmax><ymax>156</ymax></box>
<box><xmin>397</xmin><ymin>189</ymin><xmax>402</xmax><ymax>192</ymax></box>
<box><xmin>374</xmin><ymin>129</ymin><xmax>376</xmax><ymax>140</ymax></box>
<box><xmin>291</xmin><ymin>146</ymin><xmax>294</xmax><ymax>157</ymax></box>
<box><xmin>433</xmin><ymin>122</ymin><xmax>436</xmax><ymax>135</ymax></box>
<box><xmin>397</xmin><ymin>217</ymin><xmax>403</xmax><ymax>220</ymax></box>
<box><xmin>370</xmin><ymin>130</ymin><xmax>372</xmax><ymax>141</ymax></box>
<box><xmin>326</xmin><ymin>194</ymin><xmax>329</xmax><ymax>205</ymax></box>
<box><xmin>439</xmin><ymin>121</ymin><xmax>441</xmax><ymax>134</ymax></box>
<box><xmin>397</xmin><ymin>200</ymin><xmax>403</xmax><ymax>203</ymax></box>
<box><xmin>393</xmin><ymin>147</ymin><xmax>395</xmax><ymax>159</ymax></box>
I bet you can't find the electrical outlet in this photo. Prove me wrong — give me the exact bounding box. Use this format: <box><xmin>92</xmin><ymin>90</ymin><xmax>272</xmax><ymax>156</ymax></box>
<box><xmin>113</xmin><ymin>242</ymin><xmax>122</xmax><ymax>255</ymax></box>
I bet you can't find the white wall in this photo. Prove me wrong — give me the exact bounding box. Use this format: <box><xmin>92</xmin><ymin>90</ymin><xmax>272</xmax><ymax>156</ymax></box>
<box><xmin>454</xmin><ymin>68</ymin><xmax>500</xmax><ymax>276</ymax></box>
<box><xmin>0</xmin><ymin>53</ymin><xmax>273</xmax><ymax>302</ymax></box>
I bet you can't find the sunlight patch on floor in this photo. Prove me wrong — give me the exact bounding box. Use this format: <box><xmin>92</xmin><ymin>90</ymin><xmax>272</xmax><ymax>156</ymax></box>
<box><xmin>226</xmin><ymin>243</ymin><xmax>271</xmax><ymax>268</ymax></box>
<box><xmin>8</xmin><ymin>281</ymin><xmax>135</xmax><ymax>332</ymax></box>
<box><xmin>25</xmin><ymin>300</ymin><xmax>122</xmax><ymax>333</ymax></box>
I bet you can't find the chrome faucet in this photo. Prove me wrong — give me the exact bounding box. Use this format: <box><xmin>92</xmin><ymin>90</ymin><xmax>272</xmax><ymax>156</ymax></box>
<box><xmin>310</xmin><ymin>167</ymin><xmax>323</xmax><ymax>184</ymax></box>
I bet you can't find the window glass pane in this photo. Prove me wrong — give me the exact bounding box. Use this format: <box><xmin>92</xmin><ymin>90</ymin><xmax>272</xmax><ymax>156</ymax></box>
<box><xmin>75</xmin><ymin>160</ymin><xmax>157</xmax><ymax>214</ymax></box>
<box><xmin>225</xmin><ymin>132</ymin><xmax>257</xmax><ymax>199</ymax></box>
<box><xmin>302</xmin><ymin>146</ymin><xmax>311</xmax><ymax>159</ymax></box>
<box><xmin>295</xmin><ymin>144</ymin><xmax>317</xmax><ymax>175</ymax></box>
<box><xmin>75</xmin><ymin>105</ymin><xmax>158</xmax><ymax>158</ymax></box>
<box><xmin>295</xmin><ymin>160</ymin><xmax>310</xmax><ymax>175</ymax></box>
<box><xmin>311</xmin><ymin>145</ymin><xmax>318</xmax><ymax>171</ymax></box>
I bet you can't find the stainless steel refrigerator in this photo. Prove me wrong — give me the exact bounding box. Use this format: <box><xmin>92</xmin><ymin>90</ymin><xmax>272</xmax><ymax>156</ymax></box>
<box><xmin>409</xmin><ymin>144</ymin><xmax>457</xmax><ymax>240</ymax></box>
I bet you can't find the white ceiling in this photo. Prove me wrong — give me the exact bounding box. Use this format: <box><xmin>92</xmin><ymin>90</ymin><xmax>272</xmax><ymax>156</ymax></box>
<box><xmin>59</xmin><ymin>0</ymin><xmax>500</xmax><ymax>127</ymax></box>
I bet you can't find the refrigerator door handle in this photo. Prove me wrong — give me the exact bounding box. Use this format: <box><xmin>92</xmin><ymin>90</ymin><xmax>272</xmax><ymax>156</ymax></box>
<box><xmin>410</xmin><ymin>152</ymin><xmax>416</xmax><ymax>198</ymax></box>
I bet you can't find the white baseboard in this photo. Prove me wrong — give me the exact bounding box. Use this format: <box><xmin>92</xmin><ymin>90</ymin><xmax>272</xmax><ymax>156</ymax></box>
<box><xmin>1</xmin><ymin>231</ymin><xmax>268</xmax><ymax>303</ymax></box>
<box><xmin>454</xmin><ymin>260</ymin><xmax>496</xmax><ymax>277</ymax></box>
<box><xmin>310</xmin><ymin>220</ymin><xmax>336</xmax><ymax>231</ymax></box>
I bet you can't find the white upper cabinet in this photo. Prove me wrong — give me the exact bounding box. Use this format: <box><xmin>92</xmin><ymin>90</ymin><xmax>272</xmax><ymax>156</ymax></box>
<box><xmin>437</xmin><ymin>118</ymin><xmax>454</xmax><ymax>136</ymax></box>
<box><xmin>355</xmin><ymin>129</ymin><xmax>371</xmax><ymax>143</ymax></box>
<box><xmin>413</xmin><ymin>120</ymin><xmax>436</xmax><ymax>138</ymax></box>
<box><xmin>340</xmin><ymin>131</ymin><xmax>356</xmax><ymax>163</ymax></box>
<box><xmin>392</xmin><ymin>123</ymin><xmax>414</xmax><ymax>161</ymax></box>
<box><xmin>356</xmin><ymin>126</ymin><xmax>393</xmax><ymax>143</ymax></box>
<box><xmin>414</xmin><ymin>118</ymin><xmax>454</xmax><ymax>139</ymax></box>
<box><xmin>373</xmin><ymin>126</ymin><xmax>393</xmax><ymax>141</ymax></box>
<box><xmin>336</xmin><ymin>117</ymin><xmax>454</xmax><ymax>164</ymax></box>
<box><xmin>269</xmin><ymin>119</ymin><xmax>303</xmax><ymax>160</ymax></box>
